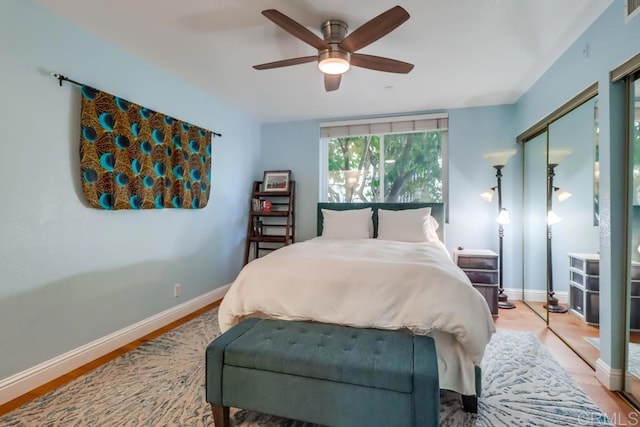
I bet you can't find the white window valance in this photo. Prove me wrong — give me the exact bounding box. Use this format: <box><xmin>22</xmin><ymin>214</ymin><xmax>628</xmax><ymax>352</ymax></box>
<box><xmin>320</xmin><ymin>113</ymin><xmax>448</xmax><ymax>138</ymax></box>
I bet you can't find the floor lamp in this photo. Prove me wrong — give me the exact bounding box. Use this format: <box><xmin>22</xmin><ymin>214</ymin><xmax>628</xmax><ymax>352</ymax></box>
<box><xmin>545</xmin><ymin>149</ymin><xmax>572</xmax><ymax>313</ymax></box>
<box><xmin>544</xmin><ymin>148</ymin><xmax>571</xmax><ymax>313</ymax></box>
<box><xmin>482</xmin><ymin>149</ymin><xmax>517</xmax><ymax>309</ymax></box>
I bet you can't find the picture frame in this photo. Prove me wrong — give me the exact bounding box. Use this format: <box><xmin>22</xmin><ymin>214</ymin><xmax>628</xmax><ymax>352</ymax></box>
<box><xmin>263</xmin><ymin>170</ymin><xmax>291</xmax><ymax>192</ymax></box>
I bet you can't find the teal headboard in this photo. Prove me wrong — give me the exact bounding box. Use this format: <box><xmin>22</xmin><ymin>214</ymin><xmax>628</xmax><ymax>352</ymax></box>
<box><xmin>317</xmin><ymin>202</ymin><xmax>445</xmax><ymax>242</ymax></box>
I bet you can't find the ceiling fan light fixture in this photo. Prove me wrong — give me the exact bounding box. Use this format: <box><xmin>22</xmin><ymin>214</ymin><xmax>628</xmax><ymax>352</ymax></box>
<box><xmin>318</xmin><ymin>50</ymin><xmax>350</xmax><ymax>75</ymax></box>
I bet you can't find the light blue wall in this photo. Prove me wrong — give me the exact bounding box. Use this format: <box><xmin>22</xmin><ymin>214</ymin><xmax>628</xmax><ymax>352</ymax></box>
<box><xmin>259</xmin><ymin>121</ymin><xmax>320</xmax><ymax>241</ymax></box>
<box><xmin>515</xmin><ymin>0</ymin><xmax>640</xmax><ymax>371</ymax></box>
<box><xmin>259</xmin><ymin>105</ymin><xmax>520</xmax><ymax>288</ymax></box>
<box><xmin>0</xmin><ymin>0</ymin><xmax>260</xmax><ymax>379</ymax></box>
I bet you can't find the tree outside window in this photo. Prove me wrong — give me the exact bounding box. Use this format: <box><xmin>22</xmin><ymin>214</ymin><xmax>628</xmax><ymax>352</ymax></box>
<box><xmin>326</xmin><ymin>131</ymin><xmax>443</xmax><ymax>203</ymax></box>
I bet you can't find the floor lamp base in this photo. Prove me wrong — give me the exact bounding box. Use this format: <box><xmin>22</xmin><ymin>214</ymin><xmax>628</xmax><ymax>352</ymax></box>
<box><xmin>498</xmin><ymin>292</ymin><xmax>515</xmax><ymax>309</ymax></box>
<box><xmin>544</xmin><ymin>295</ymin><xmax>568</xmax><ymax>313</ymax></box>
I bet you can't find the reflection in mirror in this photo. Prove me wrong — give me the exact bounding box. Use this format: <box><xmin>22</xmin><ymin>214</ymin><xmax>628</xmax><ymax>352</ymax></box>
<box><xmin>626</xmin><ymin>75</ymin><xmax>640</xmax><ymax>401</ymax></box>
<box><xmin>523</xmin><ymin>132</ymin><xmax>548</xmax><ymax>321</ymax></box>
<box><xmin>594</xmin><ymin>101</ymin><xmax>600</xmax><ymax>226</ymax></box>
<box><xmin>547</xmin><ymin>97</ymin><xmax>600</xmax><ymax>368</ymax></box>
<box><xmin>545</xmin><ymin>147</ymin><xmax>572</xmax><ymax>314</ymax></box>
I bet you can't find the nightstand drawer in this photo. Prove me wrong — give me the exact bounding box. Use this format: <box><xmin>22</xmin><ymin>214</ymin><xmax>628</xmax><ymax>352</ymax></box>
<box><xmin>633</xmin><ymin>263</ymin><xmax>640</xmax><ymax>280</ymax></box>
<box><xmin>570</xmin><ymin>269</ymin><xmax>599</xmax><ymax>291</ymax></box>
<box><xmin>570</xmin><ymin>285</ymin><xmax>599</xmax><ymax>324</ymax></box>
<box><xmin>463</xmin><ymin>269</ymin><xmax>498</xmax><ymax>284</ymax></box>
<box><xmin>632</xmin><ymin>280</ymin><xmax>640</xmax><ymax>297</ymax></box>
<box><xmin>570</xmin><ymin>285</ymin><xmax>584</xmax><ymax>315</ymax></box>
<box><xmin>472</xmin><ymin>283</ymin><xmax>498</xmax><ymax>316</ymax></box>
<box><xmin>631</xmin><ymin>297</ymin><xmax>640</xmax><ymax>331</ymax></box>
<box><xmin>457</xmin><ymin>255</ymin><xmax>498</xmax><ymax>270</ymax></box>
<box><xmin>569</xmin><ymin>255</ymin><xmax>599</xmax><ymax>275</ymax></box>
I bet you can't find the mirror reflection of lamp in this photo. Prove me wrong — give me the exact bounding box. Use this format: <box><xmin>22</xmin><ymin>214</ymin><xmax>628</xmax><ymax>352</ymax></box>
<box><xmin>554</xmin><ymin>187</ymin><xmax>572</xmax><ymax>202</ymax></box>
<box><xmin>481</xmin><ymin>148</ymin><xmax>517</xmax><ymax>309</ymax></box>
<box><xmin>545</xmin><ymin>148</ymin><xmax>572</xmax><ymax>313</ymax></box>
<box><xmin>496</xmin><ymin>208</ymin><xmax>510</xmax><ymax>225</ymax></box>
<box><xmin>480</xmin><ymin>187</ymin><xmax>496</xmax><ymax>202</ymax></box>
<box><xmin>547</xmin><ymin>210</ymin><xmax>563</xmax><ymax>225</ymax></box>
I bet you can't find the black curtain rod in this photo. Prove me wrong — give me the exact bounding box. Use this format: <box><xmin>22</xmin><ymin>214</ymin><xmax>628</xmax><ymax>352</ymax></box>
<box><xmin>51</xmin><ymin>73</ymin><xmax>82</xmax><ymax>87</ymax></box>
<box><xmin>50</xmin><ymin>72</ymin><xmax>222</xmax><ymax>138</ymax></box>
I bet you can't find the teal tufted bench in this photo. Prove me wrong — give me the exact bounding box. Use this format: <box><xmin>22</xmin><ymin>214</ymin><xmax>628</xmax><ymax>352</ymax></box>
<box><xmin>205</xmin><ymin>318</ymin><xmax>440</xmax><ymax>427</ymax></box>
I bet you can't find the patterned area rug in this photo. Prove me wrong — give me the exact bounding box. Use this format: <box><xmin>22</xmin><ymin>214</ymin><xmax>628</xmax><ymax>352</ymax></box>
<box><xmin>0</xmin><ymin>309</ymin><xmax>612</xmax><ymax>426</ymax></box>
<box><xmin>585</xmin><ymin>336</ymin><xmax>640</xmax><ymax>379</ymax></box>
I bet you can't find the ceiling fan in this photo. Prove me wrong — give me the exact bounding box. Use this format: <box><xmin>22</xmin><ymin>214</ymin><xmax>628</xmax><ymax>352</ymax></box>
<box><xmin>253</xmin><ymin>6</ymin><xmax>414</xmax><ymax>92</ymax></box>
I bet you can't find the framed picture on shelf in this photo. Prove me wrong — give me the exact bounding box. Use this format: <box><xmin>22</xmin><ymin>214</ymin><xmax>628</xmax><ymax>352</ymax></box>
<box><xmin>263</xmin><ymin>170</ymin><xmax>291</xmax><ymax>192</ymax></box>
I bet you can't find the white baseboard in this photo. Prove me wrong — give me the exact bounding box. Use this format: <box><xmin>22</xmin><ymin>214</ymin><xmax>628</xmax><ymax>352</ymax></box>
<box><xmin>0</xmin><ymin>285</ymin><xmax>229</xmax><ymax>406</ymax></box>
<box><xmin>502</xmin><ymin>287</ymin><xmax>568</xmax><ymax>304</ymax></box>
<box><xmin>596</xmin><ymin>358</ymin><xmax>624</xmax><ymax>390</ymax></box>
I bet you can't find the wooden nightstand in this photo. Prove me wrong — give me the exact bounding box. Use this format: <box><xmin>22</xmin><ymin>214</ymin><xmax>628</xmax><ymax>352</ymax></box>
<box><xmin>453</xmin><ymin>249</ymin><xmax>499</xmax><ymax>317</ymax></box>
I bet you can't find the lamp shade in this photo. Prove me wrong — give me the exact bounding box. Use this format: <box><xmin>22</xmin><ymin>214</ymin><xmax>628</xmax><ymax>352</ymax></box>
<box><xmin>480</xmin><ymin>188</ymin><xmax>495</xmax><ymax>202</ymax></box>
<box><xmin>554</xmin><ymin>187</ymin><xmax>572</xmax><ymax>202</ymax></box>
<box><xmin>547</xmin><ymin>210</ymin><xmax>562</xmax><ymax>225</ymax></box>
<box><xmin>482</xmin><ymin>149</ymin><xmax>517</xmax><ymax>166</ymax></box>
<box><xmin>496</xmin><ymin>208</ymin><xmax>510</xmax><ymax>225</ymax></box>
<box><xmin>547</xmin><ymin>148</ymin><xmax>572</xmax><ymax>165</ymax></box>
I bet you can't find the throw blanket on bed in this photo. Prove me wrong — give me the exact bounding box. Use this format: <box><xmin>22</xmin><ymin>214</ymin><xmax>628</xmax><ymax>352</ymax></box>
<box><xmin>219</xmin><ymin>238</ymin><xmax>495</xmax><ymax>364</ymax></box>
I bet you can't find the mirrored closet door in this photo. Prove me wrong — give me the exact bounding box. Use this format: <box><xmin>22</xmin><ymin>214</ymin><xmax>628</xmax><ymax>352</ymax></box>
<box><xmin>546</xmin><ymin>97</ymin><xmax>600</xmax><ymax>366</ymax></box>
<box><xmin>521</xmin><ymin>85</ymin><xmax>601</xmax><ymax>368</ymax></box>
<box><xmin>626</xmin><ymin>73</ymin><xmax>640</xmax><ymax>403</ymax></box>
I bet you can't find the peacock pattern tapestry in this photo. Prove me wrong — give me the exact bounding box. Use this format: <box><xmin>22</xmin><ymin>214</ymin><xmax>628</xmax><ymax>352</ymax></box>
<box><xmin>79</xmin><ymin>86</ymin><xmax>212</xmax><ymax>210</ymax></box>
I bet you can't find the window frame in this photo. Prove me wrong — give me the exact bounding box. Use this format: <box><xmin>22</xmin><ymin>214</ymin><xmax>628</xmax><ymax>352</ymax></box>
<box><xmin>319</xmin><ymin>113</ymin><xmax>449</xmax><ymax>221</ymax></box>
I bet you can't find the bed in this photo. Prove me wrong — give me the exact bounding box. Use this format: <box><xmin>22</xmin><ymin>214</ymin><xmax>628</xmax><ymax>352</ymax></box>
<box><xmin>219</xmin><ymin>202</ymin><xmax>496</xmax><ymax>406</ymax></box>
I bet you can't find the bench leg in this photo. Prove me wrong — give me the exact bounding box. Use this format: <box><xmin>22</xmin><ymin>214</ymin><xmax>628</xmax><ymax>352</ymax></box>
<box><xmin>462</xmin><ymin>394</ymin><xmax>478</xmax><ymax>413</ymax></box>
<box><xmin>211</xmin><ymin>403</ymin><xmax>230</xmax><ymax>427</ymax></box>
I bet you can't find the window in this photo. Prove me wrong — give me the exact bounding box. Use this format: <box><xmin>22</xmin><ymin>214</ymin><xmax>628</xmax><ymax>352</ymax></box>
<box><xmin>320</xmin><ymin>114</ymin><xmax>448</xmax><ymax>204</ymax></box>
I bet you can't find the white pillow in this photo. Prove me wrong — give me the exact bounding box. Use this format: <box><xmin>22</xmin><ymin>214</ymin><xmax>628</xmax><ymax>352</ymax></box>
<box><xmin>321</xmin><ymin>208</ymin><xmax>372</xmax><ymax>239</ymax></box>
<box><xmin>377</xmin><ymin>207</ymin><xmax>439</xmax><ymax>242</ymax></box>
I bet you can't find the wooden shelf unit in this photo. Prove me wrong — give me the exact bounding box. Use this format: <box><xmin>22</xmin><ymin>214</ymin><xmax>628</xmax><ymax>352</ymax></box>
<box><xmin>243</xmin><ymin>180</ymin><xmax>295</xmax><ymax>265</ymax></box>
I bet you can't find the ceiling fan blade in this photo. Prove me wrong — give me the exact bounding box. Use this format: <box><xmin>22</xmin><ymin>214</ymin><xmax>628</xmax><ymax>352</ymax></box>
<box><xmin>253</xmin><ymin>55</ymin><xmax>317</xmax><ymax>70</ymax></box>
<box><xmin>262</xmin><ymin>9</ymin><xmax>329</xmax><ymax>51</ymax></box>
<box><xmin>324</xmin><ymin>74</ymin><xmax>341</xmax><ymax>92</ymax></box>
<box><xmin>339</xmin><ymin>6</ymin><xmax>409</xmax><ymax>53</ymax></box>
<box><xmin>351</xmin><ymin>53</ymin><xmax>414</xmax><ymax>74</ymax></box>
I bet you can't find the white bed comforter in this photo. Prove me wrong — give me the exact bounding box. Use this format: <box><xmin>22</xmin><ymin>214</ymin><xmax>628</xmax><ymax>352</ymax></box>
<box><xmin>219</xmin><ymin>238</ymin><xmax>496</xmax><ymax>395</ymax></box>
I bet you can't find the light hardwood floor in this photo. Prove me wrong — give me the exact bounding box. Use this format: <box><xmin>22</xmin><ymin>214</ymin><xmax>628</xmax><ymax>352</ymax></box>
<box><xmin>526</xmin><ymin>301</ymin><xmax>640</xmax><ymax>370</ymax></box>
<box><xmin>0</xmin><ymin>299</ymin><xmax>638</xmax><ymax>423</ymax></box>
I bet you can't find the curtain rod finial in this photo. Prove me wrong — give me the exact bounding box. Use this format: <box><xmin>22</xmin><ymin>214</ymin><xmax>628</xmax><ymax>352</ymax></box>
<box><xmin>50</xmin><ymin>72</ymin><xmax>64</xmax><ymax>86</ymax></box>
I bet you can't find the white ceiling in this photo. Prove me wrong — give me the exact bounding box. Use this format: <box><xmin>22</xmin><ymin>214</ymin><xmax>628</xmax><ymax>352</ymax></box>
<box><xmin>36</xmin><ymin>0</ymin><xmax>612</xmax><ymax>123</ymax></box>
